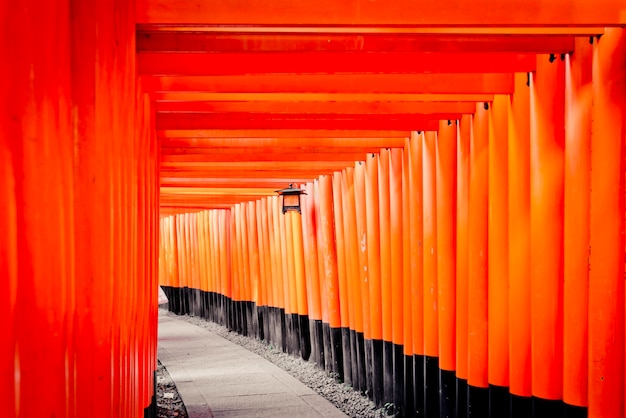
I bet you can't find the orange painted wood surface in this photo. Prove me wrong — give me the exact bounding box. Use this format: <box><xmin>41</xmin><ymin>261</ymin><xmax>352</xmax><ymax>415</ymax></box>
<box><xmin>390</xmin><ymin>148</ymin><xmax>404</xmax><ymax>346</ymax></box>
<box><xmin>488</xmin><ymin>94</ymin><xmax>509</xmax><ymax>388</ymax></box>
<box><xmin>137</xmin><ymin>31</ymin><xmax>576</xmax><ymax>54</ymax></box>
<box><xmin>354</xmin><ymin>161</ymin><xmax>372</xmax><ymax>340</ymax></box>
<box><xmin>455</xmin><ymin>116</ymin><xmax>471</xmax><ymax>380</ymax></box>
<box><xmin>137</xmin><ymin>0</ymin><xmax>626</xmax><ymax>26</ymax></box>
<box><xmin>319</xmin><ymin>175</ymin><xmax>341</xmax><ymax>328</ymax></box>
<box><xmin>529</xmin><ymin>55</ymin><xmax>565</xmax><ymax>401</ymax></box>
<box><xmin>402</xmin><ymin>141</ymin><xmax>413</xmax><ymax>356</ymax></box>
<box><xmin>588</xmin><ymin>28</ymin><xmax>626</xmax><ymax>418</ymax></box>
<box><xmin>344</xmin><ymin>167</ymin><xmax>364</xmax><ymax>334</ymax></box>
<box><xmin>141</xmin><ymin>74</ymin><xmax>514</xmax><ymax>95</ymax></box>
<box><xmin>508</xmin><ymin>73</ymin><xmax>532</xmax><ymax>398</ymax></box>
<box><xmin>563</xmin><ymin>37</ymin><xmax>592</xmax><ymax>408</ymax></box>
<box><xmin>422</xmin><ymin>132</ymin><xmax>439</xmax><ymax>358</ymax></box>
<box><xmin>139</xmin><ymin>51</ymin><xmax>536</xmax><ymax>75</ymax></box>
<box><xmin>332</xmin><ymin>172</ymin><xmax>350</xmax><ymax>329</ymax></box>
<box><xmin>436</xmin><ymin>121</ymin><xmax>457</xmax><ymax>371</ymax></box>
<box><xmin>366</xmin><ymin>154</ymin><xmax>383</xmax><ymax>341</ymax></box>
<box><xmin>467</xmin><ymin>103</ymin><xmax>489</xmax><ymax>388</ymax></box>
<box><xmin>409</xmin><ymin>132</ymin><xmax>425</xmax><ymax>356</ymax></box>
<box><xmin>379</xmin><ymin>149</ymin><xmax>392</xmax><ymax>343</ymax></box>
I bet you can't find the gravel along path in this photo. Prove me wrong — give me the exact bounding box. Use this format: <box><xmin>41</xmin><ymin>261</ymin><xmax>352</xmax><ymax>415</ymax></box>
<box><xmin>157</xmin><ymin>359</ymin><xmax>189</xmax><ymax>418</ymax></box>
<box><xmin>159</xmin><ymin>310</ymin><xmax>388</xmax><ymax>418</ymax></box>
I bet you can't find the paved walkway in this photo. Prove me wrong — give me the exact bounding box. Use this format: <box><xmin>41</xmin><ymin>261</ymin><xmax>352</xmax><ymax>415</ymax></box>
<box><xmin>158</xmin><ymin>313</ymin><xmax>348</xmax><ymax>418</ymax></box>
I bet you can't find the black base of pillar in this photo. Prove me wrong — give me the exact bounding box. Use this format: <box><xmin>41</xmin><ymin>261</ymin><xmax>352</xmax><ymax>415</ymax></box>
<box><xmin>248</xmin><ymin>302</ymin><xmax>258</xmax><ymax>338</ymax></box>
<box><xmin>456</xmin><ymin>378</ymin><xmax>468</xmax><ymax>418</ymax></box>
<box><xmin>257</xmin><ymin>305</ymin><xmax>266</xmax><ymax>341</ymax></box>
<box><xmin>372</xmin><ymin>339</ymin><xmax>384</xmax><ymax>407</ymax></box>
<box><xmin>330</xmin><ymin>326</ymin><xmax>344</xmax><ymax>381</ymax></box>
<box><xmin>341</xmin><ymin>327</ymin><xmax>352</xmax><ymax>385</ymax></box>
<box><xmin>511</xmin><ymin>394</ymin><xmax>533</xmax><ymax>418</ymax></box>
<box><xmin>424</xmin><ymin>356</ymin><xmax>440</xmax><ymax>418</ymax></box>
<box><xmin>383</xmin><ymin>340</ymin><xmax>394</xmax><ymax>404</ymax></box>
<box><xmin>355</xmin><ymin>331</ymin><xmax>367</xmax><ymax>393</ymax></box>
<box><xmin>402</xmin><ymin>354</ymin><xmax>414</xmax><ymax>417</ymax></box>
<box><xmin>440</xmin><ymin>368</ymin><xmax>456</xmax><ymax>418</ymax></box>
<box><xmin>489</xmin><ymin>384</ymin><xmax>510</xmax><ymax>418</ymax></box>
<box><xmin>299</xmin><ymin>314</ymin><xmax>311</xmax><ymax>361</ymax></box>
<box><xmin>144</xmin><ymin>369</ymin><xmax>157</xmax><ymax>418</ymax></box>
<box><xmin>413</xmin><ymin>354</ymin><xmax>424</xmax><ymax>417</ymax></box>
<box><xmin>310</xmin><ymin>319</ymin><xmax>324</xmax><ymax>368</ymax></box>
<box><xmin>533</xmin><ymin>396</ymin><xmax>564</xmax><ymax>418</ymax></box>
<box><xmin>564</xmin><ymin>404</ymin><xmax>587</xmax><ymax>418</ymax></box>
<box><xmin>393</xmin><ymin>344</ymin><xmax>405</xmax><ymax>416</ymax></box>
<box><xmin>364</xmin><ymin>339</ymin><xmax>374</xmax><ymax>400</ymax></box>
<box><xmin>322</xmin><ymin>322</ymin><xmax>333</xmax><ymax>372</ymax></box>
<box><xmin>468</xmin><ymin>384</ymin><xmax>489</xmax><ymax>417</ymax></box>
<box><xmin>287</xmin><ymin>313</ymin><xmax>301</xmax><ymax>355</ymax></box>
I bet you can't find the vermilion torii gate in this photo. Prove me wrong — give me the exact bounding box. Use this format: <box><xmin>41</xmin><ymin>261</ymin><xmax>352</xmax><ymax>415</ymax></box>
<box><xmin>2</xmin><ymin>0</ymin><xmax>625</xmax><ymax>417</ymax></box>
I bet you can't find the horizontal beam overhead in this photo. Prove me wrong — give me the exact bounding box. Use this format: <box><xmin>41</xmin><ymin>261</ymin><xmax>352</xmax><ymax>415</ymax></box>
<box><xmin>160</xmin><ymin>137</ymin><xmax>407</xmax><ymax>148</ymax></box>
<box><xmin>141</xmin><ymin>74</ymin><xmax>514</xmax><ymax>94</ymax></box>
<box><xmin>136</xmin><ymin>0</ymin><xmax>626</xmax><ymax>26</ymax></box>
<box><xmin>154</xmin><ymin>101</ymin><xmax>477</xmax><ymax>115</ymax></box>
<box><xmin>137</xmin><ymin>32</ymin><xmax>577</xmax><ymax>53</ymax></box>
<box><xmin>160</xmin><ymin>152</ymin><xmax>373</xmax><ymax>162</ymax></box>
<box><xmin>138</xmin><ymin>52</ymin><xmax>536</xmax><ymax>75</ymax></box>
<box><xmin>156</xmin><ymin>115</ymin><xmax>442</xmax><ymax>131</ymax></box>
<box><xmin>160</xmin><ymin>195</ymin><xmax>273</xmax><ymax>204</ymax></box>
<box><xmin>152</xmin><ymin>92</ymin><xmax>496</xmax><ymax>102</ymax></box>
<box><xmin>160</xmin><ymin>177</ymin><xmax>314</xmax><ymax>188</ymax></box>
<box><xmin>160</xmin><ymin>170</ymin><xmax>348</xmax><ymax>178</ymax></box>
<box><xmin>162</xmin><ymin>160</ymin><xmax>361</xmax><ymax>169</ymax></box>
<box><xmin>157</xmin><ymin>129</ymin><xmax>413</xmax><ymax>138</ymax></box>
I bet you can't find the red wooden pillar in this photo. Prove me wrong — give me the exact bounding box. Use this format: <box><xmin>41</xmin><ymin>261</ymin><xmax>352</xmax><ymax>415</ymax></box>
<box><xmin>379</xmin><ymin>148</ymin><xmax>394</xmax><ymax>402</ymax></box>
<box><xmin>343</xmin><ymin>166</ymin><xmax>367</xmax><ymax>392</ymax></box>
<box><xmin>240</xmin><ymin>205</ymin><xmax>251</xmax><ymax>303</ymax></box>
<box><xmin>319</xmin><ymin>174</ymin><xmax>343</xmax><ymax>377</ymax></box>
<box><xmin>456</xmin><ymin>116</ymin><xmax>471</xmax><ymax>411</ymax></box>
<box><xmin>247</xmin><ymin>202</ymin><xmax>261</xmax><ymax>308</ymax></box>
<box><xmin>563</xmin><ymin>37</ymin><xmax>592</xmax><ymax>409</ymax></box>
<box><xmin>436</xmin><ymin>120</ymin><xmax>457</xmax><ymax>416</ymax></box>
<box><xmin>422</xmin><ymin>131</ymin><xmax>439</xmax><ymax>416</ymax></box>
<box><xmin>408</xmin><ymin>131</ymin><xmax>425</xmax><ymax>415</ymax></box>
<box><xmin>354</xmin><ymin>160</ymin><xmax>373</xmax><ymax>396</ymax></box>
<box><xmin>468</xmin><ymin>102</ymin><xmax>490</xmax><ymax>415</ymax></box>
<box><xmin>2</xmin><ymin>1</ymin><xmax>74</xmax><ymax>415</ymax></box>
<box><xmin>402</xmin><ymin>138</ymin><xmax>413</xmax><ymax>357</ymax></box>
<box><xmin>301</xmin><ymin>181</ymin><xmax>324</xmax><ymax>366</ymax></box>
<box><xmin>365</xmin><ymin>152</ymin><xmax>384</xmax><ymax>405</ymax></box>
<box><xmin>389</xmin><ymin>147</ymin><xmax>405</xmax><ymax>410</ymax></box>
<box><xmin>508</xmin><ymin>72</ymin><xmax>532</xmax><ymax>406</ymax></box>
<box><xmin>333</xmin><ymin>171</ymin><xmax>352</xmax><ymax>385</ymax></box>
<box><xmin>588</xmin><ymin>28</ymin><xmax>626</xmax><ymax>418</ymax></box>
<box><xmin>529</xmin><ymin>54</ymin><xmax>565</xmax><ymax>408</ymax></box>
<box><xmin>488</xmin><ymin>94</ymin><xmax>510</xmax><ymax>413</ymax></box>
<box><xmin>3</xmin><ymin>0</ymin><xmax>157</xmax><ymax>415</ymax></box>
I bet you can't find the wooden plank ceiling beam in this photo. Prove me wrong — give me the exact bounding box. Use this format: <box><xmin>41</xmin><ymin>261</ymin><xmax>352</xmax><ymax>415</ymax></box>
<box><xmin>137</xmin><ymin>32</ymin><xmax>577</xmax><ymax>54</ymax></box>
<box><xmin>154</xmin><ymin>101</ymin><xmax>477</xmax><ymax>115</ymax></box>
<box><xmin>138</xmin><ymin>52</ymin><xmax>536</xmax><ymax>75</ymax></box>
<box><xmin>155</xmin><ymin>115</ymin><xmax>443</xmax><ymax>131</ymax></box>
<box><xmin>141</xmin><ymin>73</ymin><xmax>514</xmax><ymax>94</ymax></box>
<box><xmin>160</xmin><ymin>152</ymin><xmax>373</xmax><ymax>163</ymax></box>
<box><xmin>152</xmin><ymin>93</ymin><xmax>495</xmax><ymax>103</ymax></box>
<box><xmin>159</xmin><ymin>137</ymin><xmax>407</xmax><ymax>148</ymax></box>
<box><xmin>157</xmin><ymin>129</ymin><xmax>413</xmax><ymax>138</ymax></box>
<box><xmin>136</xmin><ymin>0</ymin><xmax>625</xmax><ymax>26</ymax></box>
<box><xmin>160</xmin><ymin>177</ymin><xmax>315</xmax><ymax>188</ymax></box>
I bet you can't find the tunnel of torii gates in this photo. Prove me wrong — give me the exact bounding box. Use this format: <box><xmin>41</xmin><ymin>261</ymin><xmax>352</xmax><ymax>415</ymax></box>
<box><xmin>2</xmin><ymin>0</ymin><xmax>626</xmax><ymax>417</ymax></box>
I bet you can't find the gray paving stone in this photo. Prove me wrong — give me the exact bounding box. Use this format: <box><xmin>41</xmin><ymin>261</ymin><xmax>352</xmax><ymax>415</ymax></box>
<box><xmin>158</xmin><ymin>314</ymin><xmax>348</xmax><ymax>418</ymax></box>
